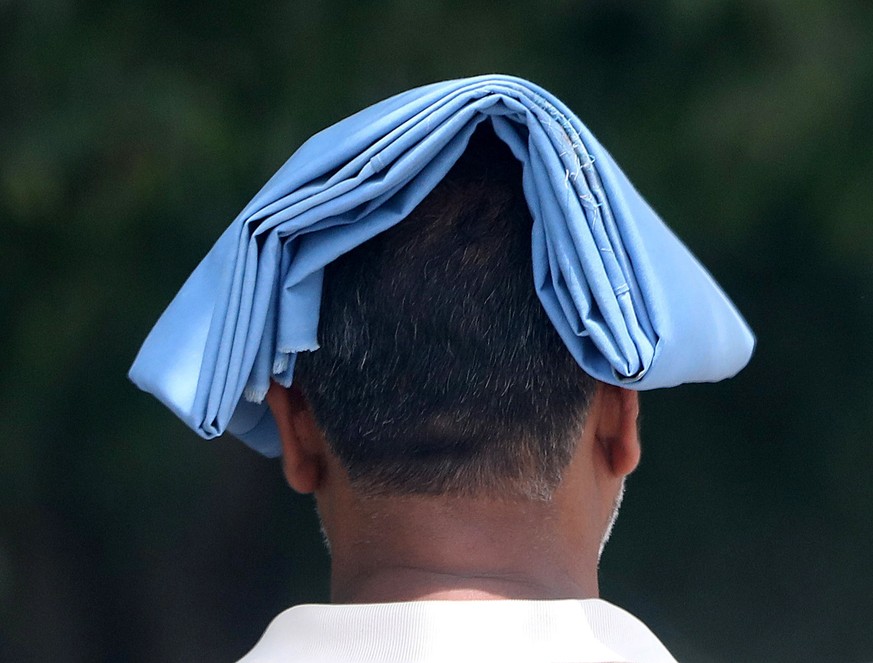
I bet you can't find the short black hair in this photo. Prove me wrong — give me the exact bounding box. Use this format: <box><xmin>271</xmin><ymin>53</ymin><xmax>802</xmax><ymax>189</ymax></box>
<box><xmin>294</xmin><ymin>122</ymin><xmax>596</xmax><ymax>499</ymax></box>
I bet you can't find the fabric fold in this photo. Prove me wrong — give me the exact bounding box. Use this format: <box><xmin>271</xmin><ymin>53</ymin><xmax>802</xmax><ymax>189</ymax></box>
<box><xmin>129</xmin><ymin>74</ymin><xmax>755</xmax><ymax>457</ymax></box>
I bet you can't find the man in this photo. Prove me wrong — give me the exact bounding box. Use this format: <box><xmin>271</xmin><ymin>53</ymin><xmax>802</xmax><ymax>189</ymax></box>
<box><xmin>130</xmin><ymin>76</ymin><xmax>754</xmax><ymax>662</ymax></box>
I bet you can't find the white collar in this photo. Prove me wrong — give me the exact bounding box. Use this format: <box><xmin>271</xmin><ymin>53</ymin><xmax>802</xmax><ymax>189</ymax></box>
<box><xmin>238</xmin><ymin>598</ymin><xmax>677</xmax><ymax>662</ymax></box>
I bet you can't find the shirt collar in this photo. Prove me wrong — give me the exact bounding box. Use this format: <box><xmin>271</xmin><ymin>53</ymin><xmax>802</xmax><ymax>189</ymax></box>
<box><xmin>239</xmin><ymin>598</ymin><xmax>677</xmax><ymax>662</ymax></box>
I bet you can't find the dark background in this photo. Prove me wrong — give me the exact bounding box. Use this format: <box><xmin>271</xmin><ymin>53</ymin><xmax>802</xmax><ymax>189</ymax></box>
<box><xmin>3</xmin><ymin>1</ymin><xmax>872</xmax><ymax>661</ymax></box>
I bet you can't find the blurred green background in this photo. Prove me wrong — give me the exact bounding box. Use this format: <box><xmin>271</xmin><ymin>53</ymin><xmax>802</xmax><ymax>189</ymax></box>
<box><xmin>2</xmin><ymin>1</ymin><xmax>872</xmax><ymax>661</ymax></box>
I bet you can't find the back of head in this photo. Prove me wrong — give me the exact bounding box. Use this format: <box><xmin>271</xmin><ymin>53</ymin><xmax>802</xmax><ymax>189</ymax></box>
<box><xmin>294</xmin><ymin>123</ymin><xmax>596</xmax><ymax>500</ymax></box>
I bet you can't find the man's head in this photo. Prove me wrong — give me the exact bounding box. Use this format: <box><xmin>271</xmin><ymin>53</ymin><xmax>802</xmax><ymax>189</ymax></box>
<box><xmin>265</xmin><ymin>124</ymin><xmax>642</xmax><ymax>597</ymax></box>
<box><xmin>288</xmin><ymin>124</ymin><xmax>602</xmax><ymax>502</ymax></box>
<box><xmin>132</xmin><ymin>75</ymin><xmax>752</xmax><ymax>602</ymax></box>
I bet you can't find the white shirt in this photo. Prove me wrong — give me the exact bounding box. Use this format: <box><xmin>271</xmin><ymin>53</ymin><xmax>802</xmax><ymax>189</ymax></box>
<box><xmin>238</xmin><ymin>599</ymin><xmax>677</xmax><ymax>663</ymax></box>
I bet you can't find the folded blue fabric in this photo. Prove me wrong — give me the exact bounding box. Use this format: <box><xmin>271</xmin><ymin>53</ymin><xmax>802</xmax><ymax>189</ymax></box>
<box><xmin>129</xmin><ymin>74</ymin><xmax>755</xmax><ymax>457</ymax></box>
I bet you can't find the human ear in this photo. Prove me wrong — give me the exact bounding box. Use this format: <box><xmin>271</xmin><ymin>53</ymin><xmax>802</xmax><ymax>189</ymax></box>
<box><xmin>592</xmin><ymin>383</ymin><xmax>641</xmax><ymax>478</ymax></box>
<box><xmin>265</xmin><ymin>382</ymin><xmax>327</xmax><ymax>494</ymax></box>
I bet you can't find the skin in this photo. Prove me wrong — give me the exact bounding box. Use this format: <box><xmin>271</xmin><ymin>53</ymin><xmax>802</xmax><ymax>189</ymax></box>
<box><xmin>266</xmin><ymin>381</ymin><xmax>640</xmax><ymax>604</ymax></box>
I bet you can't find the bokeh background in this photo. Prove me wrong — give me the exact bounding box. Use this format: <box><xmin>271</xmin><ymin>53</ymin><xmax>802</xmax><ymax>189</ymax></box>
<box><xmin>3</xmin><ymin>1</ymin><xmax>872</xmax><ymax>661</ymax></box>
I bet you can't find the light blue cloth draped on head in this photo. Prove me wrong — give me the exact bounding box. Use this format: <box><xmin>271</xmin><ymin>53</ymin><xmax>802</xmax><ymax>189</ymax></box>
<box><xmin>129</xmin><ymin>74</ymin><xmax>755</xmax><ymax>457</ymax></box>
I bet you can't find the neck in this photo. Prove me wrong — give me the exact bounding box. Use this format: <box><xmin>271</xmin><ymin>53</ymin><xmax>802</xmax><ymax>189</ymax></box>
<box><xmin>323</xmin><ymin>490</ymin><xmax>603</xmax><ymax>604</ymax></box>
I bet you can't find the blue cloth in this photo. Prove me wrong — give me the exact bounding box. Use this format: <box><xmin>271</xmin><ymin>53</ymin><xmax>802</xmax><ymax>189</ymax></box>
<box><xmin>129</xmin><ymin>75</ymin><xmax>755</xmax><ymax>457</ymax></box>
